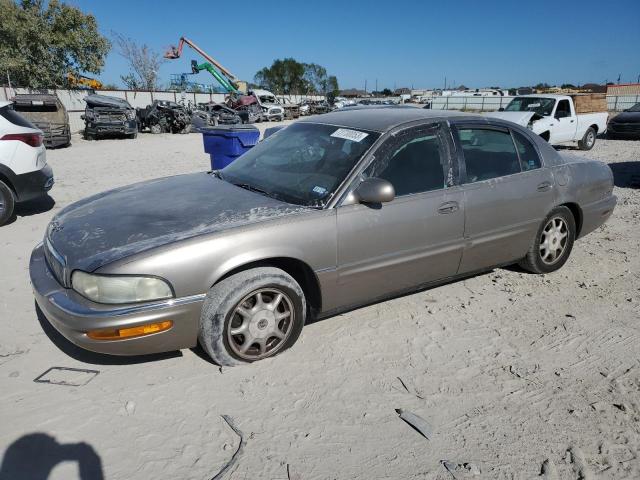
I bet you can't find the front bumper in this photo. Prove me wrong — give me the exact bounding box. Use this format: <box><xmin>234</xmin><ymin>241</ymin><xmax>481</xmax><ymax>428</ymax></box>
<box><xmin>30</xmin><ymin>244</ymin><xmax>203</xmax><ymax>356</ymax></box>
<box><xmin>86</xmin><ymin>120</ymin><xmax>138</xmax><ymax>137</ymax></box>
<box><xmin>14</xmin><ymin>164</ymin><xmax>54</xmax><ymax>202</ymax></box>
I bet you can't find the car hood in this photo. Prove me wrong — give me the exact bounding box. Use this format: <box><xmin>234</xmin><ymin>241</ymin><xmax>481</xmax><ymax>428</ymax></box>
<box><xmin>610</xmin><ymin>111</ymin><xmax>640</xmax><ymax>123</ymax></box>
<box><xmin>484</xmin><ymin>111</ymin><xmax>541</xmax><ymax>126</ymax></box>
<box><xmin>47</xmin><ymin>173</ymin><xmax>310</xmax><ymax>272</ymax></box>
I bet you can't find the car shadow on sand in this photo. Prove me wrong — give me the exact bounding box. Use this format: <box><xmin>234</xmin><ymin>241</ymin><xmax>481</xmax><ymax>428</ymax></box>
<box><xmin>0</xmin><ymin>433</ymin><xmax>103</xmax><ymax>480</ymax></box>
<box><xmin>608</xmin><ymin>161</ymin><xmax>640</xmax><ymax>188</ymax></box>
<box><xmin>3</xmin><ymin>194</ymin><xmax>55</xmax><ymax>226</ymax></box>
<box><xmin>35</xmin><ymin>302</ymin><xmax>182</xmax><ymax>365</ymax></box>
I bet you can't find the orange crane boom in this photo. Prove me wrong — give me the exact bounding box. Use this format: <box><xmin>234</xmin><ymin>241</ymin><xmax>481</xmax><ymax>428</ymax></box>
<box><xmin>164</xmin><ymin>37</ymin><xmax>238</xmax><ymax>82</ymax></box>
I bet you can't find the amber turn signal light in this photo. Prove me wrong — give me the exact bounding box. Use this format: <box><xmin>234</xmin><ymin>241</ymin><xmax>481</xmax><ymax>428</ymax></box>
<box><xmin>87</xmin><ymin>321</ymin><xmax>173</xmax><ymax>340</ymax></box>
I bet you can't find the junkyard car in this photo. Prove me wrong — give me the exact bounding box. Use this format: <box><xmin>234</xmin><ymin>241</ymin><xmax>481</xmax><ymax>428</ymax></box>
<box><xmin>30</xmin><ymin>108</ymin><xmax>616</xmax><ymax>366</ymax></box>
<box><xmin>82</xmin><ymin>94</ymin><xmax>138</xmax><ymax>140</ymax></box>
<box><xmin>1</xmin><ymin>102</ymin><xmax>54</xmax><ymax>225</ymax></box>
<box><xmin>607</xmin><ymin>103</ymin><xmax>640</xmax><ymax>139</ymax></box>
<box><xmin>137</xmin><ymin>100</ymin><xmax>192</xmax><ymax>134</ymax></box>
<box><xmin>11</xmin><ymin>94</ymin><xmax>71</xmax><ymax>148</ymax></box>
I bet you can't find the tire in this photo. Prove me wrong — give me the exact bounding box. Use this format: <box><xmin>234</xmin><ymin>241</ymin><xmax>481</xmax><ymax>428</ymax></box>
<box><xmin>0</xmin><ymin>180</ymin><xmax>16</xmax><ymax>226</ymax></box>
<box><xmin>128</xmin><ymin>132</ymin><xmax>137</xmax><ymax>139</ymax></box>
<box><xmin>84</xmin><ymin>130</ymin><xmax>95</xmax><ymax>140</ymax></box>
<box><xmin>150</xmin><ymin>124</ymin><xmax>162</xmax><ymax>134</ymax></box>
<box><xmin>578</xmin><ymin>127</ymin><xmax>596</xmax><ymax>150</ymax></box>
<box><xmin>519</xmin><ymin>206</ymin><xmax>576</xmax><ymax>274</ymax></box>
<box><xmin>199</xmin><ymin>267</ymin><xmax>306</xmax><ymax>366</ymax></box>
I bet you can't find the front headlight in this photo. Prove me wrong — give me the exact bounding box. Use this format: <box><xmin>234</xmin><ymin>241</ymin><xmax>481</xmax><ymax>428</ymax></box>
<box><xmin>126</xmin><ymin>110</ymin><xmax>136</xmax><ymax>121</ymax></box>
<box><xmin>72</xmin><ymin>271</ymin><xmax>173</xmax><ymax>304</ymax></box>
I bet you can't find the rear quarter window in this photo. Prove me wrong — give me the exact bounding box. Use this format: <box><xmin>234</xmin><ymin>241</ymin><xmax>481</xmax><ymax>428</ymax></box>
<box><xmin>457</xmin><ymin>128</ymin><xmax>522</xmax><ymax>182</ymax></box>
<box><xmin>512</xmin><ymin>130</ymin><xmax>541</xmax><ymax>171</ymax></box>
<box><xmin>0</xmin><ymin>106</ymin><xmax>36</xmax><ymax>129</ymax></box>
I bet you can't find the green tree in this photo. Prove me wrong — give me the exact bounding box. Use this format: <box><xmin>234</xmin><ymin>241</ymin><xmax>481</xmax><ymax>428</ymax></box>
<box><xmin>254</xmin><ymin>58</ymin><xmax>338</xmax><ymax>95</ymax></box>
<box><xmin>0</xmin><ymin>0</ymin><xmax>110</xmax><ymax>88</ymax></box>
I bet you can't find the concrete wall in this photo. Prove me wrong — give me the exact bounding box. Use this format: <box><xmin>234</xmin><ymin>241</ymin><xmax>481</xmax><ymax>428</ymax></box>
<box><xmin>0</xmin><ymin>86</ymin><xmax>326</xmax><ymax>133</ymax></box>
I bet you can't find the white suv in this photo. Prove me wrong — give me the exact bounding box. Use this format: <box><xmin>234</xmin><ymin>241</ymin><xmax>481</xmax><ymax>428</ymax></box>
<box><xmin>0</xmin><ymin>101</ymin><xmax>54</xmax><ymax>225</ymax></box>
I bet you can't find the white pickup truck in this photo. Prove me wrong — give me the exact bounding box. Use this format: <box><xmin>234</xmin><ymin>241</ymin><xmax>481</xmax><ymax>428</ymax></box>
<box><xmin>487</xmin><ymin>94</ymin><xmax>608</xmax><ymax>150</ymax></box>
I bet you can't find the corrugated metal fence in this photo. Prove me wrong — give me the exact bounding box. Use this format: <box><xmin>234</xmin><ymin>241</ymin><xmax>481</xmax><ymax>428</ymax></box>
<box><xmin>0</xmin><ymin>87</ymin><xmax>325</xmax><ymax>133</ymax></box>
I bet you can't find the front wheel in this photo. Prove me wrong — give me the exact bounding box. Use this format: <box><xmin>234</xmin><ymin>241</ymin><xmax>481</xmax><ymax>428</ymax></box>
<box><xmin>199</xmin><ymin>267</ymin><xmax>306</xmax><ymax>366</ymax></box>
<box><xmin>519</xmin><ymin>206</ymin><xmax>576</xmax><ymax>274</ymax></box>
<box><xmin>578</xmin><ymin>127</ymin><xmax>596</xmax><ymax>150</ymax></box>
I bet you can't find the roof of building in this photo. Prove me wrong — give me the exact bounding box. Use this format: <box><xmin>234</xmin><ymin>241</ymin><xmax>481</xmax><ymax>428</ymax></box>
<box><xmin>298</xmin><ymin>105</ymin><xmax>473</xmax><ymax>132</ymax></box>
<box><xmin>607</xmin><ymin>83</ymin><xmax>640</xmax><ymax>96</ymax></box>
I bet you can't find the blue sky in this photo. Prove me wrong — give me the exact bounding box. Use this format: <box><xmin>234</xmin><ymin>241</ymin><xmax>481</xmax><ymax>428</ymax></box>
<box><xmin>69</xmin><ymin>0</ymin><xmax>640</xmax><ymax>90</ymax></box>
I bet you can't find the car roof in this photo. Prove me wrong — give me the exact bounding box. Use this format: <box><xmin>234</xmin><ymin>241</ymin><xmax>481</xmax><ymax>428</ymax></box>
<box><xmin>297</xmin><ymin>106</ymin><xmax>478</xmax><ymax>132</ymax></box>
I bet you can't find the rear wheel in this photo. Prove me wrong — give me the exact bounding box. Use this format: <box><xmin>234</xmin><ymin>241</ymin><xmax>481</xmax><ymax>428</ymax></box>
<box><xmin>519</xmin><ymin>206</ymin><xmax>576</xmax><ymax>274</ymax></box>
<box><xmin>150</xmin><ymin>124</ymin><xmax>163</xmax><ymax>134</ymax></box>
<box><xmin>0</xmin><ymin>180</ymin><xmax>16</xmax><ymax>226</ymax></box>
<box><xmin>199</xmin><ymin>267</ymin><xmax>306</xmax><ymax>366</ymax></box>
<box><xmin>578</xmin><ymin>127</ymin><xmax>596</xmax><ymax>150</ymax></box>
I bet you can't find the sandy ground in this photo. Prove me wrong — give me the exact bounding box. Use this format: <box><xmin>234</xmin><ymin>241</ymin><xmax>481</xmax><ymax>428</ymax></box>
<box><xmin>0</xmin><ymin>125</ymin><xmax>638</xmax><ymax>480</ymax></box>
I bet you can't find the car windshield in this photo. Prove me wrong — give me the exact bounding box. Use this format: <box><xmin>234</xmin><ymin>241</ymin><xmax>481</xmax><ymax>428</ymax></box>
<box><xmin>627</xmin><ymin>103</ymin><xmax>640</xmax><ymax>112</ymax></box>
<box><xmin>505</xmin><ymin>97</ymin><xmax>555</xmax><ymax>116</ymax></box>
<box><xmin>260</xmin><ymin>96</ymin><xmax>276</xmax><ymax>104</ymax></box>
<box><xmin>221</xmin><ymin>122</ymin><xmax>380</xmax><ymax>207</ymax></box>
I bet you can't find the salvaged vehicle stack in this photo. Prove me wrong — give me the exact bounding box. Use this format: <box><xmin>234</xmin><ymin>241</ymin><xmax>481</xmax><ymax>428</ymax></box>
<box><xmin>30</xmin><ymin>108</ymin><xmax>616</xmax><ymax>366</ymax></box>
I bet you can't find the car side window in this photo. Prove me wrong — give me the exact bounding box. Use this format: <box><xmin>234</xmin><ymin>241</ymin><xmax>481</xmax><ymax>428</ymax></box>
<box><xmin>512</xmin><ymin>130</ymin><xmax>541</xmax><ymax>171</ymax></box>
<box><xmin>365</xmin><ymin>131</ymin><xmax>447</xmax><ymax>196</ymax></box>
<box><xmin>456</xmin><ymin>128</ymin><xmax>521</xmax><ymax>182</ymax></box>
<box><xmin>556</xmin><ymin>99</ymin><xmax>571</xmax><ymax>117</ymax></box>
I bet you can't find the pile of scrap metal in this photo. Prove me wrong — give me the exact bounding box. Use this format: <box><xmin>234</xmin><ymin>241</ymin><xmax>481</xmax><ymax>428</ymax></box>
<box><xmin>226</xmin><ymin>94</ymin><xmax>261</xmax><ymax>123</ymax></box>
<box><xmin>278</xmin><ymin>97</ymin><xmax>300</xmax><ymax>119</ymax></box>
<box><xmin>137</xmin><ymin>100</ymin><xmax>192</xmax><ymax>134</ymax></box>
<box><xmin>82</xmin><ymin>94</ymin><xmax>137</xmax><ymax>140</ymax></box>
<box><xmin>190</xmin><ymin>102</ymin><xmax>247</xmax><ymax>129</ymax></box>
<box><xmin>299</xmin><ymin>100</ymin><xmax>331</xmax><ymax>115</ymax></box>
<box><xmin>11</xmin><ymin>94</ymin><xmax>71</xmax><ymax>148</ymax></box>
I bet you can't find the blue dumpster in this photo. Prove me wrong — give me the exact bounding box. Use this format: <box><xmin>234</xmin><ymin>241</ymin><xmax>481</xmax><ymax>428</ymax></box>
<box><xmin>201</xmin><ymin>125</ymin><xmax>260</xmax><ymax>170</ymax></box>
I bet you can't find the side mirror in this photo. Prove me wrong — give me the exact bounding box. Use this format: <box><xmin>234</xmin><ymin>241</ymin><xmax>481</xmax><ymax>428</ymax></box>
<box><xmin>498</xmin><ymin>107</ymin><xmax>505</xmax><ymax>112</ymax></box>
<box><xmin>354</xmin><ymin>177</ymin><xmax>395</xmax><ymax>204</ymax></box>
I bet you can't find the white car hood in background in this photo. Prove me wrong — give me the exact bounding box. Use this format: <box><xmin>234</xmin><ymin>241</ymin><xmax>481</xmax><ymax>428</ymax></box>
<box><xmin>484</xmin><ymin>111</ymin><xmax>538</xmax><ymax>126</ymax></box>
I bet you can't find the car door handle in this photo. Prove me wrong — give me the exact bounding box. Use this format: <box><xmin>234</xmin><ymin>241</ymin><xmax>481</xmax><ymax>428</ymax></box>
<box><xmin>438</xmin><ymin>201</ymin><xmax>459</xmax><ymax>214</ymax></box>
<box><xmin>570</xmin><ymin>119</ymin><xmax>575</xmax><ymax>123</ymax></box>
<box><xmin>537</xmin><ymin>181</ymin><xmax>552</xmax><ymax>192</ymax></box>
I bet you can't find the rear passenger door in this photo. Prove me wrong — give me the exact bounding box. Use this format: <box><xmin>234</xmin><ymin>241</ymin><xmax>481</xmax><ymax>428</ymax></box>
<box><xmin>335</xmin><ymin>123</ymin><xmax>465</xmax><ymax>308</ymax></box>
<box><xmin>452</xmin><ymin>124</ymin><xmax>556</xmax><ymax>273</ymax></box>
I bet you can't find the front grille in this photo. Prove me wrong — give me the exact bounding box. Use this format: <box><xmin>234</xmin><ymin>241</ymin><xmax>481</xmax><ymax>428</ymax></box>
<box><xmin>44</xmin><ymin>238</ymin><xmax>67</xmax><ymax>287</ymax></box>
<box><xmin>95</xmin><ymin>113</ymin><xmax>126</xmax><ymax>123</ymax></box>
<box><xmin>610</xmin><ymin>123</ymin><xmax>640</xmax><ymax>133</ymax></box>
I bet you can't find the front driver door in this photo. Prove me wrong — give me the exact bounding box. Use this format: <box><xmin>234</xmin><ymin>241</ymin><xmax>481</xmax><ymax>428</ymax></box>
<box><xmin>335</xmin><ymin>123</ymin><xmax>466</xmax><ymax>309</ymax></box>
<box><xmin>551</xmin><ymin>99</ymin><xmax>577</xmax><ymax>144</ymax></box>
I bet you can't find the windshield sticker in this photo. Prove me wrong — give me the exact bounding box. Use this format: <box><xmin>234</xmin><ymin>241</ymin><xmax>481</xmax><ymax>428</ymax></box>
<box><xmin>312</xmin><ymin>186</ymin><xmax>328</xmax><ymax>195</ymax></box>
<box><xmin>331</xmin><ymin>128</ymin><xmax>369</xmax><ymax>142</ymax></box>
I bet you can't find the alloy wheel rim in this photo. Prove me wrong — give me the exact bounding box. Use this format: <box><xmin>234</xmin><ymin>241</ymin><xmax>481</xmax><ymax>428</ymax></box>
<box><xmin>227</xmin><ymin>288</ymin><xmax>294</xmax><ymax>360</ymax></box>
<box><xmin>587</xmin><ymin>131</ymin><xmax>595</xmax><ymax>146</ymax></box>
<box><xmin>539</xmin><ymin>217</ymin><xmax>568</xmax><ymax>265</ymax></box>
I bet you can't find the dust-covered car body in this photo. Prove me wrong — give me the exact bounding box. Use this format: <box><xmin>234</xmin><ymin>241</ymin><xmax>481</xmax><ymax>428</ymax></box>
<box><xmin>30</xmin><ymin>108</ymin><xmax>616</xmax><ymax>359</ymax></box>
<box><xmin>82</xmin><ymin>94</ymin><xmax>137</xmax><ymax>139</ymax></box>
<box><xmin>11</xmin><ymin>94</ymin><xmax>71</xmax><ymax>148</ymax></box>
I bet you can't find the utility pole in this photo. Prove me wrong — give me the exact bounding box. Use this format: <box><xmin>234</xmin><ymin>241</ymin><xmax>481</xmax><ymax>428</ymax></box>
<box><xmin>364</xmin><ymin>79</ymin><xmax>367</xmax><ymax>93</ymax></box>
<box><xmin>375</xmin><ymin>78</ymin><xmax>378</xmax><ymax>93</ymax></box>
<box><xmin>444</xmin><ymin>76</ymin><xmax>447</xmax><ymax>90</ymax></box>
